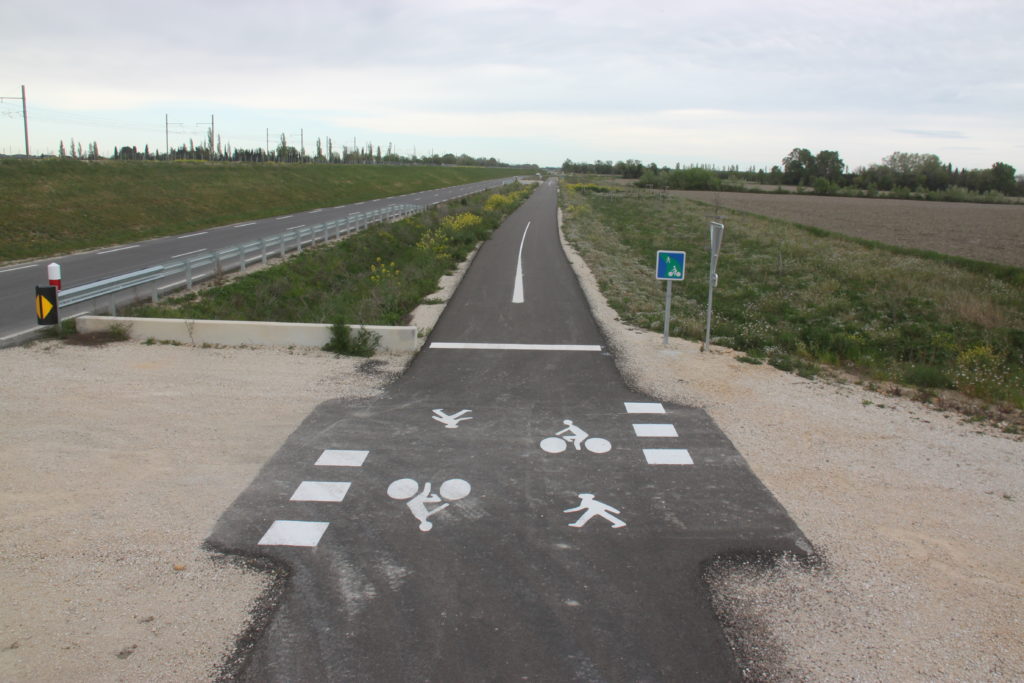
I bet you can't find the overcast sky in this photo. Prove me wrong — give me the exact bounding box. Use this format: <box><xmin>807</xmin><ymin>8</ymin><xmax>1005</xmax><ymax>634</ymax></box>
<box><xmin>2</xmin><ymin>0</ymin><xmax>1021</xmax><ymax>172</ymax></box>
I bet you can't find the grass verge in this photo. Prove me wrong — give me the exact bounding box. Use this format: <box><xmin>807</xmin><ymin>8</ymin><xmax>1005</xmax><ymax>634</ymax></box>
<box><xmin>559</xmin><ymin>182</ymin><xmax>1024</xmax><ymax>413</ymax></box>
<box><xmin>0</xmin><ymin>158</ymin><xmax>523</xmax><ymax>262</ymax></box>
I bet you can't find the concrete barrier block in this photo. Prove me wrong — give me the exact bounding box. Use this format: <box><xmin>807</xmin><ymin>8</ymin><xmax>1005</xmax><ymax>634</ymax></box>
<box><xmin>75</xmin><ymin>316</ymin><xmax>417</xmax><ymax>354</ymax></box>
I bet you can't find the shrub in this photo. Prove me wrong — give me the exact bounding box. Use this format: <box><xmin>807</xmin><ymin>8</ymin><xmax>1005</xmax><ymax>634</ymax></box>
<box><xmin>323</xmin><ymin>319</ymin><xmax>379</xmax><ymax>357</ymax></box>
<box><xmin>902</xmin><ymin>364</ymin><xmax>954</xmax><ymax>389</ymax></box>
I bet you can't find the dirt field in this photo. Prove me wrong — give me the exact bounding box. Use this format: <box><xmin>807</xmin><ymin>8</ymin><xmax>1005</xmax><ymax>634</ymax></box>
<box><xmin>675</xmin><ymin>191</ymin><xmax>1024</xmax><ymax>269</ymax></box>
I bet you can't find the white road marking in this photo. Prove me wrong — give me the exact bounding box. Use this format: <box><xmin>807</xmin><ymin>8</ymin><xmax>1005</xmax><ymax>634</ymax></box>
<box><xmin>176</xmin><ymin>231</ymin><xmax>207</xmax><ymax>239</ymax></box>
<box><xmin>290</xmin><ymin>481</ymin><xmax>351</xmax><ymax>503</ymax></box>
<box><xmin>625</xmin><ymin>402</ymin><xmax>665</xmax><ymax>414</ymax></box>
<box><xmin>258</xmin><ymin>520</ymin><xmax>329</xmax><ymax>547</ymax></box>
<box><xmin>95</xmin><ymin>245</ymin><xmax>139</xmax><ymax>255</ymax></box>
<box><xmin>232</xmin><ymin>222</ymin><xmax>256</xmax><ymax>228</ymax></box>
<box><xmin>172</xmin><ymin>249</ymin><xmax>205</xmax><ymax>258</ymax></box>
<box><xmin>512</xmin><ymin>221</ymin><xmax>530</xmax><ymax>303</ymax></box>
<box><xmin>429</xmin><ymin>342</ymin><xmax>602</xmax><ymax>351</ymax></box>
<box><xmin>0</xmin><ymin>264</ymin><xmax>36</xmax><ymax>274</ymax></box>
<box><xmin>315</xmin><ymin>449</ymin><xmax>369</xmax><ymax>467</ymax></box>
<box><xmin>275</xmin><ymin>215</ymin><xmax>294</xmax><ymax>220</ymax></box>
<box><xmin>308</xmin><ymin>208</ymin><xmax>322</xmax><ymax>213</ymax></box>
<box><xmin>633</xmin><ymin>424</ymin><xmax>679</xmax><ymax>438</ymax></box>
<box><xmin>642</xmin><ymin>449</ymin><xmax>693</xmax><ymax>465</ymax></box>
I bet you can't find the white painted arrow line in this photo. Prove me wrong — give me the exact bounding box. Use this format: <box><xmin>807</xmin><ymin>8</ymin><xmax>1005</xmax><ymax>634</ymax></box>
<box><xmin>512</xmin><ymin>221</ymin><xmax>530</xmax><ymax>304</ymax></box>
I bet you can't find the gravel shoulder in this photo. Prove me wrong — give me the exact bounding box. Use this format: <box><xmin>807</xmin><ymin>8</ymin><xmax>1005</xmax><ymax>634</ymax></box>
<box><xmin>0</xmin><ymin>342</ymin><xmax>407</xmax><ymax>681</ymax></box>
<box><xmin>561</xmin><ymin>226</ymin><xmax>1024</xmax><ymax>681</ymax></box>
<box><xmin>1</xmin><ymin>229</ymin><xmax>1021</xmax><ymax>681</ymax></box>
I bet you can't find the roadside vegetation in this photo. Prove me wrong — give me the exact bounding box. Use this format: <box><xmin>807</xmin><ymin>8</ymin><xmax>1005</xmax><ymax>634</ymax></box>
<box><xmin>0</xmin><ymin>158</ymin><xmax>523</xmax><ymax>262</ymax></box>
<box><xmin>559</xmin><ymin>182</ymin><xmax>1024</xmax><ymax>418</ymax></box>
<box><xmin>127</xmin><ymin>184</ymin><xmax>533</xmax><ymax>337</ymax></box>
<box><xmin>563</xmin><ymin>149</ymin><xmax>1023</xmax><ymax>204</ymax></box>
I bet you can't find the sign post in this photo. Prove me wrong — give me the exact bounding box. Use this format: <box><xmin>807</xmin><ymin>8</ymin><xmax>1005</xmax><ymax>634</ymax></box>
<box><xmin>655</xmin><ymin>250</ymin><xmax>686</xmax><ymax>346</ymax></box>
<box><xmin>702</xmin><ymin>222</ymin><xmax>725</xmax><ymax>352</ymax></box>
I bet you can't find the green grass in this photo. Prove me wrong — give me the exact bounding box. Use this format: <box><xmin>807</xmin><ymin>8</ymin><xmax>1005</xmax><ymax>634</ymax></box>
<box><xmin>0</xmin><ymin>158</ymin><xmax>522</xmax><ymax>262</ymax></box>
<box><xmin>560</xmin><ymin>183</ymin><xmax>1024</xmax><ymax>410</ymax></box>
<box><xmin>127</xmin><ymin>184</ymin><xmax>533</xmax><ymax>328</ymax></box>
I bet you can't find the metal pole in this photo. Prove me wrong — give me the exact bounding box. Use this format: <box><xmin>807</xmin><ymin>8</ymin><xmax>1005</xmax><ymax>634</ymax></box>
<box><xmin>703</xmin><ymin>271</ymin><xmax>714</xmax><ymax>351</ymax></box>
<box><xmin>21</xmin><ymin>85</ymin><xmax>29</xmax><ymax>156</ymax></box>
<box><xmin>703</xmin><ymin>221</ymin><xmax>725</xmax><ymax>352</ymax></box>
<box><xmin>662</xmin><ymin>280</ymin><xmax>672</xmax><ymax>346</ymax></box>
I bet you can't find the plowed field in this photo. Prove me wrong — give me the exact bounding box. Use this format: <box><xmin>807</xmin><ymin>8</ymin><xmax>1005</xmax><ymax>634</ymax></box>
<box><xmin>676</xmin><ymin>191</ymin><xmax>1024</xmax><ymax>269</ymax></box>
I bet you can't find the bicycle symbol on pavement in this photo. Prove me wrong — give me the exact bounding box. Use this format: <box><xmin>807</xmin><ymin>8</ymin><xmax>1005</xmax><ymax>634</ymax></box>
<box><xmin>387</xmin><ymin>478</ymin><xmax>471</xmax><ymax>531</ymax></box>
<box><xmin>540</xmin><ymin>420</ymin><xmax>612</xmax><ymax>454</ymax></box>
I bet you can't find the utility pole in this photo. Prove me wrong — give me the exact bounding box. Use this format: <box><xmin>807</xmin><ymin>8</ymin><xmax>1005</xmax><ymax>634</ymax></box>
<box><xmin>196</xmin><ymin>115</ymin><xmax>214</xmax><ymax>160</ymax></box>
<box><xmin>1</xmin><ymin>85</ymin><xmax>29</xmax><ymax>156</ymax></box>
<box><xmin>165</xmin><ymin>114</ymin><xmax>183</xmax><ymax>159</ymax></box>
<box><xmin>20</xmin><ymin>85</ymin><xmax>28</xmax><ymax>156</ymax></box>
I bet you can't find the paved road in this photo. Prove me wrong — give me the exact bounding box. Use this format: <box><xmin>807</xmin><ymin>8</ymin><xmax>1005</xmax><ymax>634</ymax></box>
<box><xmin>0</xmin><ymin>177</ymin><xmax>516</xmax><ymax>342</ymax></box>
<box><xmin>209</xmin><ymin>179</ymin><xmax>811</xmax><ymax>681</ymax></box>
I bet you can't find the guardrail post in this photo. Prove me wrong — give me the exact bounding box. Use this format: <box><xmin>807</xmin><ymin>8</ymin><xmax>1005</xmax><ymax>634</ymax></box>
<box><xmin>261</xmin><ymin>239</ymin><xmax>268</xmax><ymax>265</ymax></box>
<box><xmin>239</xmin><ymin>246</ymin><xmax>247</xmax><ymax>273</ymax></box>
<box><xmin>186</xmin><ymin>261</ymin><xmax>194</xmax><ymax>288</ymax></box>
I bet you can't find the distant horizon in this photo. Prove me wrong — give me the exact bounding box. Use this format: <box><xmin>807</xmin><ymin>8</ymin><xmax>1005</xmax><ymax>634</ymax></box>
<box><xmin>2</xmin><ymin>2</ymin><xmax>1021</xmax><ymax>173</ymax></box>
<box><xmin>3</xmin><ymin>148</ymin><xmax>1017</xmax><ymax>178</ymax></box>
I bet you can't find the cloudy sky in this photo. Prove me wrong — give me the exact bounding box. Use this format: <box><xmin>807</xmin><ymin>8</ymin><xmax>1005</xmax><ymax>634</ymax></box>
<box><xmin>2</xmin><ymin>0</ymin><xmax>1021</xmax><ymax>172</ymax></box>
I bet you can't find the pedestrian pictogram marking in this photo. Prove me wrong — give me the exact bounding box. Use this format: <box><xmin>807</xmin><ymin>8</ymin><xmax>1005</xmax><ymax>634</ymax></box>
<box><xmin>432</xmin><ymin>409</ymin><xmax>473</xmax><ymax>428</ymax></box>
<box><xmin>564</xmin><ymin>494</ymin><xmax>626</xmax><ymax>528</ymax></box>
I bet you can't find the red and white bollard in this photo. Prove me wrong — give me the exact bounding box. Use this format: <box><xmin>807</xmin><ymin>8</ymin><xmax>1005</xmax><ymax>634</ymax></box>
<box><xmin>47</xmin><ymin>262</ymin><xmax>62</xmax><ymax>290</ymax></box>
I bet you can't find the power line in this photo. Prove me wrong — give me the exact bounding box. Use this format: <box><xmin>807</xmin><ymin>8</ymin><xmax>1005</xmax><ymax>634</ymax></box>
<box><xmin>0</xmin><ymin>85</ymin><xmax>29</xmax><ymax>155</ymax></box>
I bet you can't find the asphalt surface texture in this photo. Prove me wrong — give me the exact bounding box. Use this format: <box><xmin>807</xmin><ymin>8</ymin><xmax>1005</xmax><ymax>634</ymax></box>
<box><xmin>0</xmin><ymin>177</ymin><xmax>516</xmax><ymax>343</ymax></box>
<box><xmin>208</xmin><ymin>179</ymin><xmax>812</xmax><ymax>681</ymax></box>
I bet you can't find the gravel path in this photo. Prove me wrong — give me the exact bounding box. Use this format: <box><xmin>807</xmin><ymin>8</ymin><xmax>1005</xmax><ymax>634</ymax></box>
<box><xmin>1</xmin><ymin>232</ymin><xmax>1021</xmax><ymax>681</ymax></box>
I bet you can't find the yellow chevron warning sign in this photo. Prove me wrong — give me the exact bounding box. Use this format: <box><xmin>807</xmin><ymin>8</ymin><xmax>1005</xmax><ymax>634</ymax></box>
<box><xmin>35</xmin><ymin>286</ymin><xmax>58</xmax><ymax>325</ymax></box>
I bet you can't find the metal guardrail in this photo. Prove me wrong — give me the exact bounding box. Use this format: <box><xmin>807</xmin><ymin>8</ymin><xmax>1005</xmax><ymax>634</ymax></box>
<box><xmin>57</xmin><ymin>202</ymin><xmax>423</xmax><ymax>314</ymax></box>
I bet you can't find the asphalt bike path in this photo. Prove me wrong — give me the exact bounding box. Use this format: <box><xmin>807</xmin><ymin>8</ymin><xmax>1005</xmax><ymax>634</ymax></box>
<box><xmin>209</xmin><ymin>179</ymin><xmax>812</xmax><ymax>681</ymax></box>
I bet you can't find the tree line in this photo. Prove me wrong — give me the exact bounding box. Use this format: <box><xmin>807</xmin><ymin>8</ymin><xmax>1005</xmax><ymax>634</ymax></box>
<box><xmin>563</xmin><ymin>150</ymin><xmax>1023</xmax><ymax>200</ymax></box>
<box><xmin>50</xmin><ymin>130</ymin><xmax>522</xmax><ymax>169</ymax></box>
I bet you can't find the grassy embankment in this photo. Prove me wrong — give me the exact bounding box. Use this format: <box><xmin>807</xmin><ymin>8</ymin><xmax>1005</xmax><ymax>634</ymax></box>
<box><xmin>128</xmin><ymin>184</ymin><xmax>533</xmax><ymax>329</ymax></box>
<box><xmin>560</xmin><ymin>182</ymin><xmax>1024</xmax><ymax>418</ymax></box>
<box><xmin>0</xmin><ymin>158</ymin><xmax>521</xmax><ymax>262</ymax></box>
